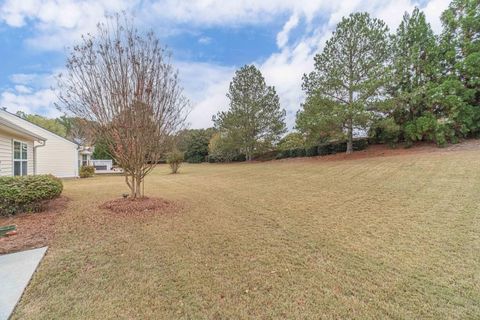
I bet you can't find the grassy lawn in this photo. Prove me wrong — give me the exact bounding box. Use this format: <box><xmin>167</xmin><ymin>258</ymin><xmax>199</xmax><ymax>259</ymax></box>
<box><xmin>12</xmin><ymin>147</ymin><xmax>480</xmax><ymax>319</ymax></box>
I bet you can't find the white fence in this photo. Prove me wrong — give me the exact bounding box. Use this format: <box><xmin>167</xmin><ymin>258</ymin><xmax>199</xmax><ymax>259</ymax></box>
<box><xmin>91</xmin><ymin>159</ymin><xmax>113</xmax><ymax>172</ymax></box>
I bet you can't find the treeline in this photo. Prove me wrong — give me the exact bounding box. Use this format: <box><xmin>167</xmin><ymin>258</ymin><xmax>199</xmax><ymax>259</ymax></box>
<box><xmin>297</xmin><ymin>1</ymin><xmax>479</xmax><ymax>151</ymax></box>
<box><xmin>187</xmin><ymin>0</ymin><xmax>479</xmax><ymax>162</ymax></box>
<box><xmin>18</xmin><ymin>0</ymin><xmax>478</xmax><ymax>163</ymax></box>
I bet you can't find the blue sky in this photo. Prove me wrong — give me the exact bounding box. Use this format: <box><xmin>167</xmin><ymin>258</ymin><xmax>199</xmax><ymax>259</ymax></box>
<box><xmin>0</xmin><ymin>0</ymin><xmax>450</xmax><ymax>129</ymax></box>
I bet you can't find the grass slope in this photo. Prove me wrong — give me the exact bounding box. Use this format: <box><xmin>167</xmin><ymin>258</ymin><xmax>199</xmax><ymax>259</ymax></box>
<box><xmin>12</xmin><ymin>147</ymin><xmax>480</xmax><ymax>319</ymax></box>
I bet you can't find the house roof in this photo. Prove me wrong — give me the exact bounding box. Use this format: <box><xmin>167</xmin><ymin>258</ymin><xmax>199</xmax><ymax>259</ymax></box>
<box><xmin>0</xmin><ymin>108</ymin><xmax>78</xmax><ymax>146</ymax></box>
<box><xmin>0</xmin><ymin>116</ymin><xmax>47</xmax><ymax>141</ymax></box>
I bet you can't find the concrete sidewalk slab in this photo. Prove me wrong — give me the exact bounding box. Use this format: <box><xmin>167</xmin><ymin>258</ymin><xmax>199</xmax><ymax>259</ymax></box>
<box><xmin>0</xmin><ymin>247</ymin><xmax>47</xmax><ymax>320</ymax></box>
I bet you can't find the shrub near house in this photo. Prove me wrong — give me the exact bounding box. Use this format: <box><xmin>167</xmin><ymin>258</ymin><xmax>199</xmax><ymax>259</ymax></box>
<box><xmin>0</xmin><ymin>175</ymin><xmax>63</xmax><ymax>216</ymax></box>
<box><xmin>79</xmin><ymin>166</ymin><xmax>95</xmax><ymax>178</ymax></box>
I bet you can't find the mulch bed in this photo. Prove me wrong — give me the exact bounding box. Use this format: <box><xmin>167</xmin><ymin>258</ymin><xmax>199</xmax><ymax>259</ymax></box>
<box><xmin>0</xmin><ymin>196</ymin><xmax>69</xmax><ymax>254</ymax></box>
<box><xmin>99</xmin><ymin>197</ymin><xmax>178</xmax><ymax>215</ymax></box>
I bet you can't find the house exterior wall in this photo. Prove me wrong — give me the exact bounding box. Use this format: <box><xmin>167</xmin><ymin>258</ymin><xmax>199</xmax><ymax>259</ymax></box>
<box><xmin>0</xmin><ymin>110</ymin><xmax>79</xmax><ymax>178</ymax></box>
<box><xmin>0</xmin><ymin>129</ymin><xmax>34</xmax><ymax>176</ymax></box>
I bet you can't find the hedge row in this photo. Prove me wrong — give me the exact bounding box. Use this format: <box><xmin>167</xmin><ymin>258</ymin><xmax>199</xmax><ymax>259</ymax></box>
<box><xmin>276</xmin><ymin>139</ymin><xmax>369</xmax><ymax>159</ymax></box>
<box><xmin>207</xmin><ymin>154</ymin><xmax>246</xmax><ymax>163</ymax></box>
<box><xmin>0</xmin><ymin>174</ymin><xmax>63</xmax><ymax>216</ymax></box>
<box><xmin>204</xmin><ymin>139</ymin><xmax>369</xmax><ymax>163</ymax></box>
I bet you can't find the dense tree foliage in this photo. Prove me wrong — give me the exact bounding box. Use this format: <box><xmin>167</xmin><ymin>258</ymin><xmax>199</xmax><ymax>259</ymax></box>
<box><xmin>438</xmin><ymin>0</ymin><xmax>480</xmax><ymax>137</ymax></box>
<box><xmin>299</xmin><ymin>2</ymin><xmax>480</xmax><ymax>151</ymax></box>
<box><xmin>16</xmin><ymin>112</ymin><xmax>67</xmax><ymax>137</ymax></box>
<box><xmin>301</xmin><ymin>13</ymin><xmax>390</xmax><ymax>153</ymax></box>
<box><xmin>214</xmin><ymin>65</ymin><xmax>286</xmax><ymax>160</ymax></box>
<box><xmin>277</xmin><ymin>132</ymin><xmax>305</xmax><ymax>151</ymax></box>
<box><xmin>208</xmin><ymin>132</ymin><xmax>241</xmax><ymax>162</ymax></box>
<box><xmin>177</xmin><ymin>128</ymin><xmax>216</xmax><ymax>163</ymax></box>
<box><xmin>92</xmin><ymin>136</ymin><xmax>113</xmax><ymax>160</ymax></box>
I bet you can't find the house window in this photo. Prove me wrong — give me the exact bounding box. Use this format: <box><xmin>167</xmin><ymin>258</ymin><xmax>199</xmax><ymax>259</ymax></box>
<box><xmin>13</xmin><ymin>141</ymin><xmax>28</xmax><ymax>176</ymax></box>
<box><xmin>82</xmin><ymin>154</ymin><xmax>88</xmax><ymax>166</ymax></box>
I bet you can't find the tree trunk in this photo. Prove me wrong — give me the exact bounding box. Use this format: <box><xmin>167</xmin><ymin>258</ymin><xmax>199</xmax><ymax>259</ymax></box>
<box><xmin>346</xmin><ymin>119</ymin><xmax>353</xmax><ymax>154</ymax></box>
<box><xmin>245</xmin><ymin>148</ymin><xmax>252</xmax><ymax>161</ymax></box>
<box><xmin>126</xmin><ymin>174</ymin><xmax>136</xmax><ymax>198</ymax></box>
<box><xmin>135</xmin><ymin>176</ymin><xmax>142</xmax><ymax>199</ymax></box>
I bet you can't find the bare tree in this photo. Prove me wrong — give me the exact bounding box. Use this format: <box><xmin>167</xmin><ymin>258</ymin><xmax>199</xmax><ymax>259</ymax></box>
<box><xmin>58</xmin><ymin>13</ymin><xmax>189</xmax><ymax>198</ymax></box>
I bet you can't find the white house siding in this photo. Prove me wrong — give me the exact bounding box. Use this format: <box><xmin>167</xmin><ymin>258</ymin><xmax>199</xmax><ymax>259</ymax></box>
<box><xmin>0</xmin><ymin>130</ymin><xmax>34</xmax><ymax>176</ymax></box>
<box><xmin>0</xmin><ymin>110</ymin><xmax>79</xmax><ymax>178</ymax></box>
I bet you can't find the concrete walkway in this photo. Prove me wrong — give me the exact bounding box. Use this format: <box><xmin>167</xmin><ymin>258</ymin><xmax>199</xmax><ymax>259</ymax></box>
<box><xmin>0</xmin><ymin>247</ymin><xmax>47</xmax><ymax>320</ymax></box>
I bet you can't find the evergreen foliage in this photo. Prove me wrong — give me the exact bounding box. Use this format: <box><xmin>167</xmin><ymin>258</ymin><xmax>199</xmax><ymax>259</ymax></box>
<box><xmin>214</xmin><ymin>65</ymin><xmax>286</xmax><ymax>160</ymax></box>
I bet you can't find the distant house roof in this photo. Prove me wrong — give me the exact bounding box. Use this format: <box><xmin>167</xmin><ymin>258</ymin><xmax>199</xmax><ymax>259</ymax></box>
<box><xmin>0</xmin><ymin>116</ymin><xmax>47</xmax><ymax>141</ymax></box>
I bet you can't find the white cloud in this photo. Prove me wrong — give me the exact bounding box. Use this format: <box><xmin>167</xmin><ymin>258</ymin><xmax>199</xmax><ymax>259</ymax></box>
<box><xmin>177</xmin><ymin>61</ymin><xmax>234</xmax><ymax>128</ymax></box>
<box><xmin>198</xmin><ymin>36</ymin><xmax>212</xmax><ymax>45</ymax></box>
<box><xmin>276</xmin><ymin>14</ymin><xmax>299</xmax><ymax>48</ymax></box>
<box><xmin>1</xmin><ymin>71</ymin><xmax>63</xmax><ymax>117</ymax></box>
<box><xmin>1</xmin><ymin>88</ymin><xmax>59</xmax><ymax>118</ymax></box>
<box><xmin>14</xmin><ymin>85</ymin><xmax>32</xmax><ymax>94</ymax></box>
<box><xmin>423</xmin><ymin>0</ymin><xmax>450</xmax><ymax>33</ymax></box>
<box><xmin>0</xmin><ymin>0</ymin><xmax>135</xmax><ymax>50</ymax></box>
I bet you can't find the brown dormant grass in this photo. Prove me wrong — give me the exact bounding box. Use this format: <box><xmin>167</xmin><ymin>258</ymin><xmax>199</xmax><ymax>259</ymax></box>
<box><xmin>12</xmin><ymin>145</ymin><xmax>480</xmax><ymax>319</ymax></box>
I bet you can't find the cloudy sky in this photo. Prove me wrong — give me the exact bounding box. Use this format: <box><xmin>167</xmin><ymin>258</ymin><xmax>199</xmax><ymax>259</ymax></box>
<box><xmin>0</xmin><ymin>0</ymin><xmax>450</xmax><ymax>129</ymax></box>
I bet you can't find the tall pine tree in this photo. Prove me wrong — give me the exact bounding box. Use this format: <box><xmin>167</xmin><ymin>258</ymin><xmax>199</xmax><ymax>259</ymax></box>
<box><xmin>389</xmin><ymin>8</ymin><xmax>439</xmax><ymax>126</ymax></box>
<box><xmin>213</xmin><ymin>65</ymin><xmax>286</xmax><ymax>160</ymax></box>
<box><xmin>301</xmin><ymin>13</ymin><xmax>390</xmax><ymax>153</ymax></box>
<box><xmin>437</xmin><ymin>0</ymin><xmax>480</xmax><ymax>137</ymax></box>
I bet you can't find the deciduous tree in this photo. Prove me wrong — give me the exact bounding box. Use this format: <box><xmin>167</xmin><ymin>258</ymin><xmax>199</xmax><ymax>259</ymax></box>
<box><xmin>58</xmin><ymin>14</ymin><xmax>188</xmax><ymax>198</ymax></box>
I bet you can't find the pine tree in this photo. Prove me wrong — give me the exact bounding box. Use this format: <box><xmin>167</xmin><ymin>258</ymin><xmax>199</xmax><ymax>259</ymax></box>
<box><xmin>213</xmin><ymin>65</ymin><xmax>286</xmax><ymax>160</ymax></box>
<box><xmin>301</xmin><ymin>13</ymin><xmax>390</xmax><ymax>153</ymax></box>
<box><xmin>437</xmin><ymin>0</ymin><xmax>480</xmax><ymax>136</ymax></box>
<box><xmin>389</xmin><ymin>8</ymin><xmax>439</xmax><ymax>125</ymax></box>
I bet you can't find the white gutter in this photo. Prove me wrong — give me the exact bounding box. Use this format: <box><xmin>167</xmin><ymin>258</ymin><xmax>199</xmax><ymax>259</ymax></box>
<box><xmin>33</xmin><ymin>140</ymin><xmax>46</xmax><ymax>175</ymax></box>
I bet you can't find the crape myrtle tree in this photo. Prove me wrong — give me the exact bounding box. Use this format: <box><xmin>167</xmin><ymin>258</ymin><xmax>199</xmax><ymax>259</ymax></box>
<box><xmin>301</xmin><ymin>12</ymin><xmax>390</xmax><ymax>153</ymax></box>
<box><xmin>213</xmin><ymin>65</ymin><xmax>286</xmax><ymax>161</ymax></box>
<box><xmin>58</xmin><ymin>14</ymin><xmax>189</xmax><ymax>198</ymax></box>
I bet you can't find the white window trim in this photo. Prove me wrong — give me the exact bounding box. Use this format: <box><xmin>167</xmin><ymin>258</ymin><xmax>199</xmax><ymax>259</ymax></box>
<box><xmin>12</xmin><ymin>139</ymin><xmax>28</xmax><ymax>176</ymax></box>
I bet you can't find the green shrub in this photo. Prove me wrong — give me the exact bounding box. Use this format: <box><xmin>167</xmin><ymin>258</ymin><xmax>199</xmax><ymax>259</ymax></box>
<box><xmin>0</xmin><ymin>175</ymin><xmax>63</xmax><ymax>216</ymax></box>
<box><xmin>289</xmin><ymin>138</ymin><xmax>368</xmax><ymax>158</ymax></box>
<box><xmin>208</xmin><ymin>133</ymin><xmax>241</xmax><ymax>163</ymax></box>
<box><xmin>186</xmin><ymin>154</ymin><xmax>205</xmax><ymax>163</ymax></box>
<box><xmin>353</xmin><ymin>139</ymin><xmax>369</xmax><ymax>150</ymax></box>
<box><xmin>253</xmin><ymin>150</ymin><xmax>279</xmax><ymax>161</ymax></box>
<box><xmin>404</xmin><ymin>115</ymin><xmax>437</xmax><ymax>143</ymax></box>
<box><xmin>331</xmin><ymin>142</ymin><xmax>347</xmax><ymax>153</ymax></box>
<box><xmin>79</xmin><ymin>165</ymin><xmax>95</xmax><ymax>178</ymax></box>
<box><xmin>275</xmin><ymin>150</ymin><xmax>289</xmax><ymax>159</ymax></box>
<box><xmin>293</xmin><ymin>148</ymin><xmax>306</xmax><ymax>157</ymax></box>
<box><xmin>166</xmin><ymin>150</ymin><xmax>184</xmax><ymax>173</ymax></box>
<box><xmin>232</xmin><ymin>154</ymin><xmax>246</xmax><ymax>162</ymax></box>
<box><xmin>317</xmin><ymin>143</ymin><xmax>332</xmax><ymax>155</ymax></box>
<box><xmin>305</xmin><ymin>146</ymin><xmax>318</xmax><ymax>157</ymax></box>
<box><xmin>277</xmin><ymin>132</ymin><xmax>305</xmax><ymax>151</ymax></box>
<box><xmin>370</xmin><ymin>118</ymin><xmax>401</xmax><ymax>147</ymax></box>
